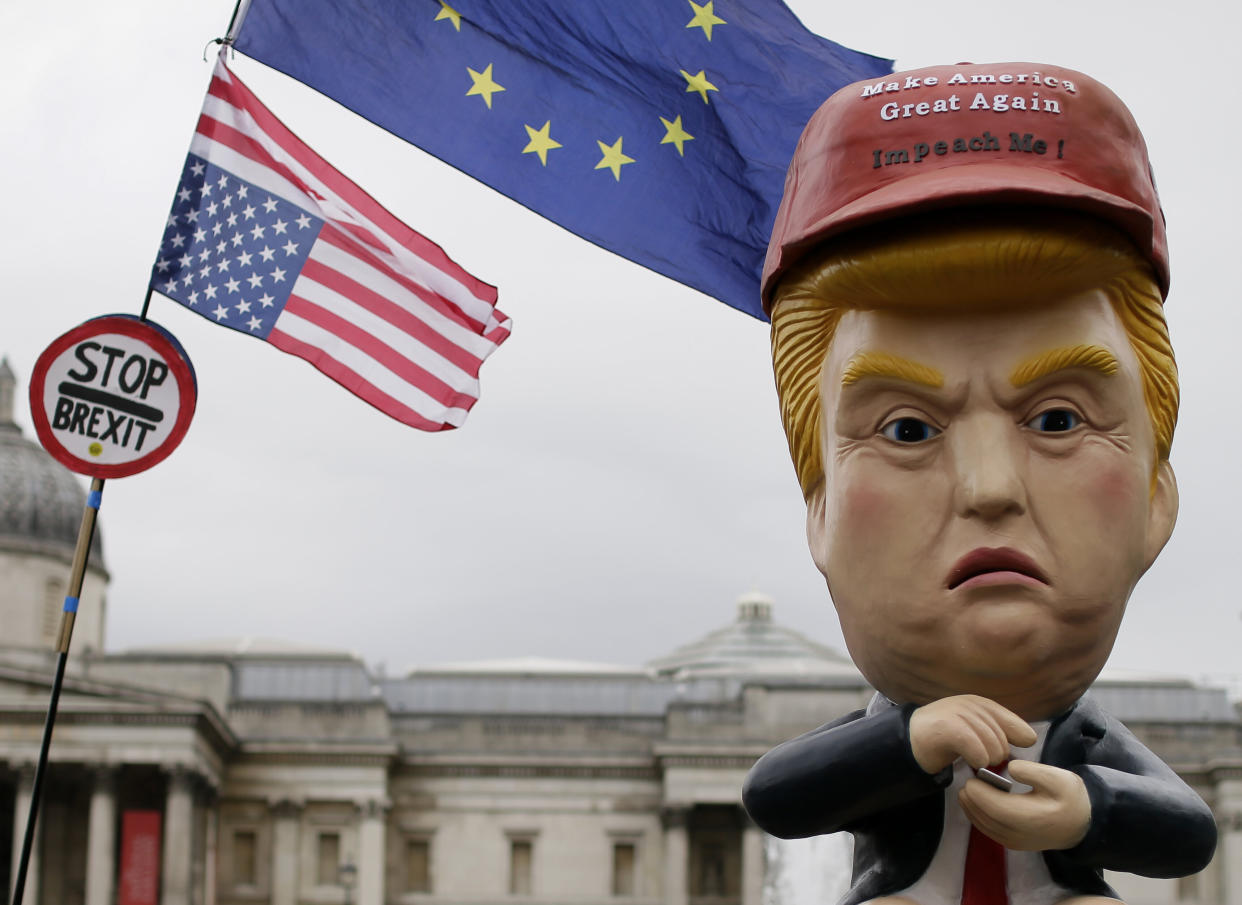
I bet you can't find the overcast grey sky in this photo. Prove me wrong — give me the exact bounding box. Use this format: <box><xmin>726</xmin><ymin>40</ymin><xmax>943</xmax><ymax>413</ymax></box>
<box><xmin>6</xmin><ymin>1</ymin><xmax>1240</xmax><ymax>686</ymax></box>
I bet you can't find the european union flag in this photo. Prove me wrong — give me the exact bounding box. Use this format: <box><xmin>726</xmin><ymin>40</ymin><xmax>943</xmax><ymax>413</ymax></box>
<box><xmin>230</xmin><ymin>0</ymin><xmax>891</xmax><ymax>320</ymax></box>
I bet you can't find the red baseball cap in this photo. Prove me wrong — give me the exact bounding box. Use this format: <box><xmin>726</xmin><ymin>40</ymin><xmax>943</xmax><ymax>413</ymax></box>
<box><xmin>761</xmin><ymin>62</ymin><xmax>1167</xmax><ymax>311</ymax></box>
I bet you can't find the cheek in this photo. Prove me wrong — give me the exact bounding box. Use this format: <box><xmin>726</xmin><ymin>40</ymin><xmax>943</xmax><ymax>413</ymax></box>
<box><xmin>827</xmin><ymin>461</ymin><xmax>946</xmax><ymax>555</ymax></box>
<box><xmin>1040</xmin><ymin>450</ymin><xmax>1152</xmax><ymax>582</ymax></box>
<box><xmin>827</xmin><ymin>468</ymin><xmax>896</xmax><ymax>547</ymax></box>
<box><xmin>840</xmin><ymin>480</ymin><xmax>888</xmax><ymax>525</ymax></box>
<box><xmin>1062</xmin><ymin>453</ymin><xmax>1150</xmax><ymax>525</ymax></box>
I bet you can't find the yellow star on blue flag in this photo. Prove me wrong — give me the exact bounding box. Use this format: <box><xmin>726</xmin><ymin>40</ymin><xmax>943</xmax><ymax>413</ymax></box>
<box><xmin>231</xmin><ymin>0</ymin><xmax>892</xmax><ymax>320</ymax></box>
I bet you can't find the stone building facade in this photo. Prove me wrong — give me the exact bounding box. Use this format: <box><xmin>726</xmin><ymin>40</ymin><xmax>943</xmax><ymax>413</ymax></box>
<box><xmin>0</xmin><ymin>362</ymin><xmax>1240</xmax><ymax>905</ymax></box>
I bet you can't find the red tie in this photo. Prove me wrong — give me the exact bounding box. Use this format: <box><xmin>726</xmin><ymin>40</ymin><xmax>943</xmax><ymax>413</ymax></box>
<box><xmin>962</xmin><ymin>762</ymin><xmax>1009</xmax><ymax>905</ymax></box>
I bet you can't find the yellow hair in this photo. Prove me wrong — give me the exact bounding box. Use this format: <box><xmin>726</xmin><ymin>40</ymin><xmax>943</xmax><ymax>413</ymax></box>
<box><xmin>769</xmin><ymin>210</ymin><xmax>1179</xmax><ymax>498</ymax></box>
<box><xmin>1009</xmin><ymin>344</ymin><xmax>1119</xmax><ymax>387</ymax></box>
<box><xmin>842</xmin><ymin>352</ymin><xmax>944</xmax><ymax>388</ymax></box>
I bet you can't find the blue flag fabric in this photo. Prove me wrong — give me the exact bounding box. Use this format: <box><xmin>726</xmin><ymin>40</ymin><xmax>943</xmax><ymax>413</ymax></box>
<box><xmin>231</xmin><ymin>0</ymin><xmax>891</xmax><ymax>320</ymax></box>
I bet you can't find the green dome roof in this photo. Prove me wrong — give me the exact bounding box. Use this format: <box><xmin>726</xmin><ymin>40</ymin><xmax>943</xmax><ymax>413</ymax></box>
<box><xmin>0</xmin><ymin>359</ymin><xmax>105</xmax><ymax>566</ymax></box>
<box><xmin>646</xmin><ymin>592</ymin><xmax>857</xmax><ymax>679</ymax></box>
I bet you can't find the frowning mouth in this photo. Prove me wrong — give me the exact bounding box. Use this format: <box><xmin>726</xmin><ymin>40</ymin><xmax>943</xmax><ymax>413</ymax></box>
<box><xmin>946</xmin><ymin>547</ymin><xmax>1049</xmax><ymax>590</ymax></box>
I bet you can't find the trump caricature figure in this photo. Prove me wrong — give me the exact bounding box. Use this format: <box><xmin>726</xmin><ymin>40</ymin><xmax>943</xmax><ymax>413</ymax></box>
<box><xmin>741</xmin><ymin>62</ymin><xmax>1217</xmax><ymax>905</ymax></box>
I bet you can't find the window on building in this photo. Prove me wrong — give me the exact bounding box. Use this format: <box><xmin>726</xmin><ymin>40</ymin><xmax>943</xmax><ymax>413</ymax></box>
<box><xmin>698</xmin><ymin>842</ymin><xmax>726</xmax><ymax>897</ymax></box>
<box><xmin>233</xmin><ymin>830</ymin><xmax>257</xmax><ymax>886</ymax></box>
<box><xmin>611</xmin><ymin>842</ymin><xmax>636</xmax><ymax>896</ymax></box>
<box><xmin>688</xmin><ymin>807</ymin><xmax>741</xmax><ymax>902</ymax></box>
<box><xmin>42</xmin><ymin>579</ymin><xmax>62</xmax><ymax>644</ymax></box>
<box><xmin>316</xmin><ymin>832</ymin><xmax>341</xmax><ymax>886</ymax></box>
<box><xmin>509</xmin><ymin>838</ymin><xmax>533</xmax><ymax>895</ymax></box>
<box><xmin>406</xmin><ymin>838</ymin><xmax>432</xmax><ymax>893</ymax></box>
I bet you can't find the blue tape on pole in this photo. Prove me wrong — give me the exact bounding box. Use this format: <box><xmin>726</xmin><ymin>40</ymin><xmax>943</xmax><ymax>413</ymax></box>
<box><xmin>63</xmin><ymin>596</ymin><xmax>79</xmax><ymax>613</ymax></box>
<box><xmin>87</xmin><ymin>490</ymin><xmax>102</xmax><ymax>509</ymax></box>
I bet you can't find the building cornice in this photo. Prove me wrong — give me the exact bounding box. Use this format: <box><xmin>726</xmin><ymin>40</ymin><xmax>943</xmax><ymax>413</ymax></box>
<box><xmin>0</xmin><ymin>702</ymin><xmax>237</xmax><ymax>762</ymax></box>
<box><xmin>654</xmin><ymin>742</ymin><xmax>768</xmax><ymax>761</ymax></box>
<box><xmin>1205</xmin><ymin>760</ymin><xmax>1242</xmax><ymax>781</ymax></box>
<box><xmin>402</xmin><ymin>762</ymin><xmax>661</xmax><ymax>780</ymax></box>
<box><xmin>236</xmin><ymin>740</ymin><xmax>398</xmax><ymax>767</ymax></box>
<box><xmin>0</xmin><ymin>536</ymin><xmax>110</xmax><ymax>578</ymax></box>
<box><xmin>398</xmin><ymin>752</ymin><xmax>659</xmax><ymax>780</ymax></box>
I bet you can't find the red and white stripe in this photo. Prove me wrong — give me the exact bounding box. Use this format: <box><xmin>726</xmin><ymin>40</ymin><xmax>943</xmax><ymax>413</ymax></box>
<box><xmin>187</xmin><ymin>54</ymin><xmax>511</xmax><ymax>431</ymax></box>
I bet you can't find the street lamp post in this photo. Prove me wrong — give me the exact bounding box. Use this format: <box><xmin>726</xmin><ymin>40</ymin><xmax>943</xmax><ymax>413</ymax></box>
<box><xmin>339</xmin><ymin>861</ymin><xmax>358</xmax><ymax>905</ymax></box>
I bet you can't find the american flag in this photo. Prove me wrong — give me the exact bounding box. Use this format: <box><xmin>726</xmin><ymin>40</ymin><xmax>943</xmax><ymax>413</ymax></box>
<box><xmin>150</xmin><ymin>54</ymin><xmax>511</xmax><ymax>431</ymax></box>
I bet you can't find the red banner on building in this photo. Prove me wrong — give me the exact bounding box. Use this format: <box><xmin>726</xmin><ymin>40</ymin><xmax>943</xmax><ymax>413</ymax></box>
<box><xmin>119</xmin><ymin>809</ymin><xmax>162</xmax><ymax>905</ymax></box>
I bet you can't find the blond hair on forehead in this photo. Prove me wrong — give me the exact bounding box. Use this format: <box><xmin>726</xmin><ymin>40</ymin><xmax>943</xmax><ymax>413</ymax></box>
<box><xmin>769</xmin><ymin>210</ymin><xmax>1178</xmax><ymax>498</ymax></box>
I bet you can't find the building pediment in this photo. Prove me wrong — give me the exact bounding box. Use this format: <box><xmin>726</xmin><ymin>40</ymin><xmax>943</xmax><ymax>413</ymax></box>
<box><xmin>0</xmin><ymin>662</ymin><xmax>237</xmax><ymax>781</ymax></box>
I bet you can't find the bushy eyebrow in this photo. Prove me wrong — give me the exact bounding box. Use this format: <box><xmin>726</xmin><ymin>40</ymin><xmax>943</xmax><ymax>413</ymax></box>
<box><xmin>840</xmin><ymin>352</ymin><xmax>944</xmax><ymax>388</ymax></box>
<box><xmin>1009</xmin><ymin>344</ymin><xmax>1119</xmax><ymax>388</ymax></box>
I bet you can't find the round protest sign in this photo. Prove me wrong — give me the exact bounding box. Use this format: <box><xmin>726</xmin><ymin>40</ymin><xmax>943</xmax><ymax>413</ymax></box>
<box><xmin>29</xmin><ymin>315</ymin><xmax>196</xmax><ymax>478</ymax></box>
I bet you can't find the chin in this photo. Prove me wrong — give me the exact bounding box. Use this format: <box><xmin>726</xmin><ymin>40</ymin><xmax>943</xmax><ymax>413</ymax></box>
<box><xmin>952</xmin><ymin>660</ymin><xmax>1102</xmax><ymax>720</ymax></box>
<box><xmin>862</xmin><ymin>647</ymin><xmax>1105</xmax><ymax>721</ymax></box>
<box><xmin>958</xmin><ymin>637</ymin><xmax>1053</xmax><ymax>678</ymax></box>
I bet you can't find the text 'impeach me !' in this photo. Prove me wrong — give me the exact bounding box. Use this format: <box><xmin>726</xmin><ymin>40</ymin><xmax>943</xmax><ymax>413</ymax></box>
<box><xmin>30</xmin><ymin>316</ymin><xmax>197</xmax><ymax>479</ymax></box>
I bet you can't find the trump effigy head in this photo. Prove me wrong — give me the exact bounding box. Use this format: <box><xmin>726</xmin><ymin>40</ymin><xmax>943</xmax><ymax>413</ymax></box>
<box><xmin>764</xmin><ymin>62</ymin><xmax>1181</xmax><ymax>719</ymax></box>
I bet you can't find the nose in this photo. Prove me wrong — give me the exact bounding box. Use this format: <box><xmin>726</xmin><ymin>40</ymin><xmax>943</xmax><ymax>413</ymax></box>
<box><xmin>950</xmin><ymin>414</ymin><xmax>1027</xmax><ymax>521</ymax></box>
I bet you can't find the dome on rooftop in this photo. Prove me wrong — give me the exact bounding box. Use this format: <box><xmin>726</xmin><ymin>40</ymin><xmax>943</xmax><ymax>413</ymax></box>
<box><xmin>0</xmin><ymin>359</ymin><xmax>105</xmax><ymax>566</ymax></box>
<box><xmin>647</xmin><ymin>592</ymin><xmax>858</xmax><ymax>679</ymax></box>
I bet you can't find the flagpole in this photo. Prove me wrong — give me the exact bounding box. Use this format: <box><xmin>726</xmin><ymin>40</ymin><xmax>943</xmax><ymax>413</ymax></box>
<box><xmin>223</xmin><ymin>0</ymin><xmax>249</xmax><ymax>43</ymax></box>
<box><xmin>139</xmin><ymin>286</ymin><xmax>154</xmax><ymax>322</ymax></box>
<box><xmin>10</xmin><ymin>478</ymin><xmax>104</xmax><ymax>905</ymax></box>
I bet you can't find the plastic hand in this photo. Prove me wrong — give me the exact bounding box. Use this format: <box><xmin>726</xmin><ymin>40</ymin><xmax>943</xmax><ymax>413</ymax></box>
<box><xmin>959</xmin><ymin>760</ymin><xmax>1091</xmax><ymax>851</ymax></box>
<box><xmin>908</xmin><ymin>695</ymin><xmax>1037</xmax><ymax>774</ymax></box>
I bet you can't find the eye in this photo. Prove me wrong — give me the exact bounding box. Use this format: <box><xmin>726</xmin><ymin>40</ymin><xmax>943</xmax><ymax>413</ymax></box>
<box><xmin>1027</xmin><ymin>409</ymin><xmax>1080</xmax><ymax>432</ymax></box>
<box><xmin>880</xmin><ymin>417</ymin><xmax>941</xmax><ymax>444</ymax></box>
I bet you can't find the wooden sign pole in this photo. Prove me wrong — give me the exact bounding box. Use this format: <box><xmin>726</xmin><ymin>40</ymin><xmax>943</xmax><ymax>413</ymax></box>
<box><xmin>11</xmin><ymin>477</ymin><xmax>104</xmax><ymax>905</ymax></box>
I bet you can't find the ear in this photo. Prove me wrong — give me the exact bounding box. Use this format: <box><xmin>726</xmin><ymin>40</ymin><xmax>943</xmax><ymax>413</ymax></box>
<box><xmin>805</xmin><ymin>481</ymin><xmax>831</xmax><ymax>578</ymax></box>
<box><xmin>1143</xmin><ymin>460</ymin><xmax>1178</xmax><ymax>571</ymax></box>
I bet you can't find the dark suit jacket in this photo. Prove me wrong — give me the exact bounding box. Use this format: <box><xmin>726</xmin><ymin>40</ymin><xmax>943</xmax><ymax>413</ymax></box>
<box><xmin>741</xmin><ymin>696</ymin><xmax>1217</xmax><ymax>905</ymax></box>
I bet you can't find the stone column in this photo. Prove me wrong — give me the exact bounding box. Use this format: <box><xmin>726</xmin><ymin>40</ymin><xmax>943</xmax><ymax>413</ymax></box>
<box><xmin>11</xmin><ymin>763</ymin><xmax>39</xmax><ymax>905</ymax></box>
<box><xmin>161</xmin><ymin>766</ymin><xmax>195</xmax><ymax>905</ymax></box>
<box><xmin>85</xmin><ymin>765</ymin><xmax>119</xmax><ymax>905</ymax></box>
<box><xmin>1219</xmin><ymin>775</ymin><xmax>1242</xmax><ymax>905</ymax></box>
<box><xmin>190</xmin><ymin>784</ymin><xmax>215</xmax><ymax>905</ymax></box>
<box><xmin>269</xmin><ymin>800</ymin><xmax>303</xmax><ymax>905</ymax></box>
<box><xmin>741</xmin><ymin>819</ymin><xmax>764</xmax><ymax>905</ymax></box>
<box><xmin>202</xmin><ymin>793</ymin><xmax>218</xmax><ymax>905</ymax></box>
<box><xmin>1220</xmin><ymin>811</ymin><xmax>1242</xmax><ymax>905</ymax></box>
<box><xmin>661</xmin><ymin>806</ymin><xmax>689</xmax><ymax>905</ymax></box>
<box><xmin>356</xmin><ymin>800</ymin><xmax>388</xmax><ymax>905</ymax></box>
